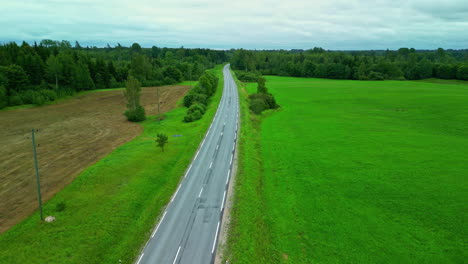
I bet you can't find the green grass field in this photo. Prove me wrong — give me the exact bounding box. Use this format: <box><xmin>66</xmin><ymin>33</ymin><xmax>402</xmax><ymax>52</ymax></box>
<box><xmin>0</xmin><ymin>66</ymin><xmax>224</xmax><ymax>264</ymax></box>
<box><xmin>228</xmin><ymin>76</ymin><xmax>468</xmax><ymax>263</ymax></box>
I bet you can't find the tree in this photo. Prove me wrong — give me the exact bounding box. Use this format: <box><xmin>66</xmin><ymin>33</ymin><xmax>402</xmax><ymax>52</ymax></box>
<box><xmin>257</xmin><ymin>76</ymin><xmax>267</xmax><ymax>94</ymax></box>
<box><xmin>457</xmin><ymin>64</ymin><xmax>468</xmax><ymax>80</ymax></box>
<box><xmin>46</xmin><ymin>55</ymin><xmax>61</xmax><ymax>90</ymax></box>
<box><xmin>4</xmin><ymin>64</ymin><xmax>29</xmax><ymax>96</ymax></box>
<box><xmin>124</xmin><ymin>75</ymin><xmax>146</xmax><ymax>122</ymax></box>
<box><xmin>156</xmin><ymin>133</ymin><xmax>168</xmax><ymax>152</ymax></box>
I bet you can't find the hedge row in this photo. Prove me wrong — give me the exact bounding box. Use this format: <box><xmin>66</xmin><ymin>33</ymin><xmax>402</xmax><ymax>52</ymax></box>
<box><xmin>183</xmin><ymin>70</ymin><xmax>219</xmax><ymax>122</ymax></box>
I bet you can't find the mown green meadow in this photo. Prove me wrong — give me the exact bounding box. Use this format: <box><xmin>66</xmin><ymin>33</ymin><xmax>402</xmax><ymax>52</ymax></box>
<box><xmin>228</xmin><ymin>76</ymin><xmax>468</xmax><ymax>263</ymax></box>
<box><xmin>0</xmin><ymin>66</ymin><xmax>224</xmax><ymax>264</ymax></box>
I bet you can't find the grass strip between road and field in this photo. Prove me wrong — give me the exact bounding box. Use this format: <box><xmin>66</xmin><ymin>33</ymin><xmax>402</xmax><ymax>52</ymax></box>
<box><xmin>0</xmin><ymin>65</ymin><xmax>224</xmax><ymax>264</ymax></box>
<box><xmin>225</xmin><ymin>70</ymin><xmax>280</xmax><ymax>263</ymax></box>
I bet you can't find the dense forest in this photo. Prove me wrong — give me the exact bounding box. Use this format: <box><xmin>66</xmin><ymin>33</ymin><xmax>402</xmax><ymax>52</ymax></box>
<box><xmin>230</xmin><ymin>48</ymin><xmax>468</xmax><ymax>81</ymax></box>
<box><xmin>0</xmin><ymin>40</ymin><xmax>227</xmax><ymax>109</ymax></box>
<box><xmin>2</xmin><ymin>41</ymin><xmax>467</xmax><ymax>110</ymax></box>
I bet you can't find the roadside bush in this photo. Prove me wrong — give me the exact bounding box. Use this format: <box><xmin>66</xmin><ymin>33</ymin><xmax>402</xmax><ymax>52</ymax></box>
<box><xmin>235</xmin><ymin>70</ymin><xmax>260</xmax><ymax>82</ymax></box>
<box><xmin>124</xmin><ymin>105</ymin><xmax>146</xmax><ymax>122</ymax></box>
<box><xmin>188</xmin><ymin>103</ymin><xmax>206</xmax><ymax>115</ymax></box>
<box><xmin>248</xmin><ymin>77</ymin><xmax>280</xmax><ymax>114</ymax></box>
<box><xmin>249</xmin><ymin>98</ymin><xmax>269</xmax><ymax>114</ymax></box>
<box><xmin>182</xmin><ymin>70</ymin><xmax>219</xmax><ymax>122</ymax></box>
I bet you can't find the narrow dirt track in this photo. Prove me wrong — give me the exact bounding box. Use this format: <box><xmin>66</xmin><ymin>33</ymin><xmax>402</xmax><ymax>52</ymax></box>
<box><xmin>0</xmin><ymin>85</ymin><xmax>190</xmax><ymax>233</ymax></box>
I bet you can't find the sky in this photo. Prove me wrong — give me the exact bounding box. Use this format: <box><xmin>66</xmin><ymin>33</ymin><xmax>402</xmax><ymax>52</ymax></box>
<box><xmin>1</xmin><ymin>0</ymin><xmax>467</xmax><ymax>50</ymax></box>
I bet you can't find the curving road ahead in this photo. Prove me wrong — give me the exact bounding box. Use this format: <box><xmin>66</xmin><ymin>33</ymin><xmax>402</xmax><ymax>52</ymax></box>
<box><xmin>136</xmin><ymin>64</ymin><xmax>239</xmax><ymax>264</ymax></box>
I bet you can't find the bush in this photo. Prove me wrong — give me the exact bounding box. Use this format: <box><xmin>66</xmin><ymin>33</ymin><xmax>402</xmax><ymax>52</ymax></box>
<box><xmin>249</xmin><ymin>98</ymin><xmax>268</xmax><ymax>114</ymax></box>
<box><xmin>9</xmin><ymin>95</ymin><xmax>23</xmax><ymax>106</ymax></box>
<box><xmin>40</xmin><ymin>89</ymin><xmax>57</xmax><ymax>102</ymax></box>
<box><xmin>0</xmin><ymin>85</ymin><xmax>7</xmax><ymax>109</ymax></box>
<box><xmin>369</xmin><ymin>71</ymin><xmax>384</xmax><ymax>80</ymax></box>
<box><xmin>20</xmin><ymin>90</ymin><xmax>36</xmax><ymax>104</ymax></box>
<box><xmin>235</xmin><ymin>71</ymin><xmax>260</xmax><ymax>82</ymax></box>
<box><xmin>124</xmin><ymin>105</ymin><xmax>146</xmax><ymax>122</ymax></box>
<box><xmin>188</xmin><ymin>103</ymin><xmax>206</xmax><ymax>115</ymax></box>
<box><xmin>32</xmin><ymin>94</ymin><xmax>46</xmax><ymax>106</ymax></box>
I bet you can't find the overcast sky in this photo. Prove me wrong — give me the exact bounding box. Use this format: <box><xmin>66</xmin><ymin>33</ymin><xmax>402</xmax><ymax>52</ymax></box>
<box><xmin>1</xmin><ymin>0</ymin><xmax>467</xmax><ymax>50</ymax></box>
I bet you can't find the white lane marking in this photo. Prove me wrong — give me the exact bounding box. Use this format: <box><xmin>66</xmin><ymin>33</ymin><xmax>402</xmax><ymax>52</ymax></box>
<box><xmin>171</xmin><ymin>184</ymin><xmax>182</xmax><ymax>202</ymax></box>
<box><xmin>216</xmin><ymin>144</ymin><xmax>219</xmax><ymax>150</ymax></box>
<box><xmin>234</xmin><ymin>132</ymin><xmax>237</xmax><ymax>140</ymax></box>
<box><xmin>184</xmin><ymin>164</ymin><xmax>192</xmax><ymax>178</ymax></box>
<box><xmin>226</xmin><ymin>169</ymin><xmax>231</xmax><ymax>185</ymax></box>
<box><xmin>224</xmin><ymin>122</ymin><xmax>226</xmax><ymax>126</ymax></box>
<box><xmin>136</xmin><ymin>253</ymin><xmax>144</xmax><ymax>264</ymax></box>
<box><xmin>151</xmin><ymin>211</ymin><xmax>167</xmax><ymax>238</ymax></box>
<box><xmin>236</xmin><ymin>124</ymin><xmax>238</xmax><ymax>131</ymax></box>
<box><xmin>220</xmin><ymin>190</ymin><xmax>226</xmax><ymax>211</ymax></box>
<box><xmin>232</xmin><ymin>143</ymin><xmax>235</xmax><ymax>151</ymax></box>
<box><xmin>209</xmin><ymin>161</ymin><xmax>213</xmax><ymax>169</ymax></box>
<box><xmin>212</xmin><ymin>222</ymin><xmax>220</xmax><ymax>254</ymax></box>
<box><xmin>230</xmin><ymin>154</ymin><xmax>233</xmax><ymax>165</ymax></box>
<box><xmin>194</xmin><ymin>149</ymin><xmax>200</xmax><ymax>160</ymax></box>
<box><xmin>198</xmin><ymin>187</ymin><xmax>203</xmax><ymax>198</ymax></box>
<box><xmin>173</xmin><ymin>246</ymin><xmax>181</xmax><ymax>264</ymax></box>
<box><xmin>221</xmin><ymin>132</ymin><xmax>223</xmax><ymax>136</ymax></box>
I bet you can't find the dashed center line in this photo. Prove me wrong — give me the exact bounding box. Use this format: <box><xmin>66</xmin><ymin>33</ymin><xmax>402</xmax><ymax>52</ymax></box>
<box><xmin>198</xmin><ymin>187</ymin><xmax>204</xmax><ymax>198</ymax></box>
<box><xmin>172</xmin><ymin>246</ymin><xmax>181</xmax><ymax>264</ymax></box>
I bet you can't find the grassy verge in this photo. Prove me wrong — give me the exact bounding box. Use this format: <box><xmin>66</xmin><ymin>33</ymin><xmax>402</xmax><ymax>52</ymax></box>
<box><xmin>226</xmin><ymin>71</ymin><xmax>280</xmax><ymax>263</ymax></box>
<box><xmin>0</xmin><ymin>65</ymin><xmax>224</xmax><ymax>264</ymax></box>
<box><xmin>227</xmin><ymin>76</ymin><xmax>468</xmax><ymax>263</ymax></box>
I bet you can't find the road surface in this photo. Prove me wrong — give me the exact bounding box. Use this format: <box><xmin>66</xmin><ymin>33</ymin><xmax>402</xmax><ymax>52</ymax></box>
<box><xmin>136</xmin><ymin>64</ymin><xmax>239</xmax><ymax>264</ymax></box>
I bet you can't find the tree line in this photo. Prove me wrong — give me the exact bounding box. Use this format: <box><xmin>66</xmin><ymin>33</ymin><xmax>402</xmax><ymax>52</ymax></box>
<box><xmin>230</xmin><ymin>48</ymin><xmax>468</xmax><ymax>81</ymax></box>
<box><xmin>0</xmin><ymin>40</ymin><xmax>227</xmax><ymax>109</ymax></box>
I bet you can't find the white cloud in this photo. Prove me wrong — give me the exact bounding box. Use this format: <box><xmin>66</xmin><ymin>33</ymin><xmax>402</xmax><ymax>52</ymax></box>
<box><xmin>0</xmin><ymin>0</ymin><xmax>467</xmax><ymax>49</ymax></box>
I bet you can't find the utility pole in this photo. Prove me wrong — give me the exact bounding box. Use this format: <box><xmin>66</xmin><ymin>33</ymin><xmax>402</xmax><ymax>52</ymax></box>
<box><xmin>31</xmin><ymin>129</ymin><xmax>43</xmax><ymax>221</ymax></box>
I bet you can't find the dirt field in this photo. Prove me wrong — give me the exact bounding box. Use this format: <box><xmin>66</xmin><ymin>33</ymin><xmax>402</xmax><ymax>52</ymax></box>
<box><xmin>0</xmin><ymin>85</ymin><xmax>190</xmax><ymax>233</ymax></box>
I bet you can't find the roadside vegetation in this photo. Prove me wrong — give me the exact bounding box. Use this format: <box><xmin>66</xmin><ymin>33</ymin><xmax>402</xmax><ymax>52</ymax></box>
<box><xmin>247</xmin><ymin>76</ymin><xmax>279</xmax><ymax>114</ymax></box>
<box><xmin>182</xmin><ymin>70</ymin><xmax>219</xmax><ymax>122</ymax></box>
<box><xmin>0</xmin><ymin>66</ymin><xmax>224</xmax><ymax>264</ymax></box>
<box><xmin>228</xmin><ymin>75</ymin><xmax>468</xmax><ymax>263</ymax></box>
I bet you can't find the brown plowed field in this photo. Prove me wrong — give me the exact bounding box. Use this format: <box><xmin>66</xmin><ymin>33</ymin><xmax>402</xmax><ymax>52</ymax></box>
<box><xmin>0</xmin><ymin>85</ymin><xmax>190</xmax><ymax>233</ymax></box>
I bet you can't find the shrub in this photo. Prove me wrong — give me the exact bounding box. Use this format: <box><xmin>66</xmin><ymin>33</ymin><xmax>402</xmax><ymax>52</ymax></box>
<box><xmin>249</xmin><ymin>98</ymin><xmax>268</xmax><ymax>114</ymax></box>
<box><xmin>20</xmin><ymin>90</ymin><xmax>36</xmax><ymax>104</ymax></box>
<box><xmin>40</xmin><ymin>89</ymin><xmax>58</xmax><ymax>102</ymax></box>
<box><xmin>9</xmin><ymin>95</ymin><xmax>23</xmax><ymax>106</ymax></box>
<box><xmin>369</xmin><ymin>71</ymin><xmax>384</xmax><ymax>80</ymax></box>
<box><xmin>124</xmin><ymin>105</ymin><xmax>146</xmax><ymax>122</ymax></box>
<box><xmin>235</xmin><ymin>71</ymin><xmax>260</xmax><ymax>82</ymax></box>
<box><xmin>188</xmin><ymin>103</ymin><xmax>206</xmax><ymax>115</ymax></box>
<box><xmin>0</xmin><ymin>85</ymin><xmax>7</xmax><ymax>109</ymax></box>
<box><xmin>32</xmin><ymin>94</ymin><xmax>46</xmax><ymax>106</ymax></box>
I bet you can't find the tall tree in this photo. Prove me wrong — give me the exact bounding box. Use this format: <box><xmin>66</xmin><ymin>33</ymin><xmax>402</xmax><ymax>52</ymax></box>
<box><xmin>46</xmin><ymin>55</ymin><xmax>61</xmax><ymax>90</ymax></box>
<box><xmin>123</xmin><ymin>75</ymin><xmax>146</xmax><ymax>122</ymax></box>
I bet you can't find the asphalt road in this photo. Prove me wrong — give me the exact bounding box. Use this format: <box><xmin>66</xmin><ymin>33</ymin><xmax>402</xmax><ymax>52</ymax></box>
<box><xmin>136</xmin><ymin>64</ymin><xmax>239</xmax><ymax>264</ymax></box>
